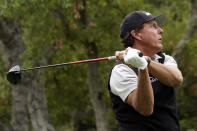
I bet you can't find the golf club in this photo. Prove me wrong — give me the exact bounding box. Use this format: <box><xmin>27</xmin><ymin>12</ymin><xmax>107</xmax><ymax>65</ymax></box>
<box><xmin>7</xmin><ymin>56</ymin><xmax>117</xmax><ymax>85</ymax></box>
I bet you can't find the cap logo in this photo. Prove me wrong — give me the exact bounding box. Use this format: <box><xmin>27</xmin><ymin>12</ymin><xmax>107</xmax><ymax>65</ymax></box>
<box><xmin>142</xmin><ymin>11</ymin><xmax>151</xmax><ymax>16</ymax></box>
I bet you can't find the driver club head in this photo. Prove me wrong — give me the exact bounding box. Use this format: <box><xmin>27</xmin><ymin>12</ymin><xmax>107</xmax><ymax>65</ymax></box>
<box><xmin>7</xmin><ymin>65</ymin><xmax>21</xmax><ymax>85</ymax></box>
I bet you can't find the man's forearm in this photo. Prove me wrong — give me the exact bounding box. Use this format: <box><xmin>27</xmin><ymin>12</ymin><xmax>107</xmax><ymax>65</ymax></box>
<box><xmin>148</xmin><ymin>61</ymin><xmax>183</xmax><ymax>88</ymax></box>
<box><xmin>126</xmin><ymin>68</ymin><xmax>154</xmax><ymax>116</ymax></box>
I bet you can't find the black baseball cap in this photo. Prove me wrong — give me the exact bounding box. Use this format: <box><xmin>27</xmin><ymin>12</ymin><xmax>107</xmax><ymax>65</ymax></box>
<box><xmin>120</xmin><ymin>11</ymin><xmax>165</xmax><ymax>39</ymax></box>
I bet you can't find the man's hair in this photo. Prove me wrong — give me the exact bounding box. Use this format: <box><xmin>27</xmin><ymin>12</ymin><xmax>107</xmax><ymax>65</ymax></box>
<box><xmin>121</xmin><ymin>25</ymin><xmax>143</xmax><ymax>48</ymax></box>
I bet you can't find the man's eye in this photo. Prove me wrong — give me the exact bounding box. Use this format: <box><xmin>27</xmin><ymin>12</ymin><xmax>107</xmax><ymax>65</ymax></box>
<box><xmin>152</xmin><ymin>24</ymin><xmax>157</xmax><ymax>28</ymax></box>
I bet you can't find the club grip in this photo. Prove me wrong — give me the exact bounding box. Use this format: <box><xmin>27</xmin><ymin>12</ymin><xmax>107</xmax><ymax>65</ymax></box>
<box><xmin>108</xmin><ymin>56</ymin><xmax>117</xmax><ymax>60</ymax></box>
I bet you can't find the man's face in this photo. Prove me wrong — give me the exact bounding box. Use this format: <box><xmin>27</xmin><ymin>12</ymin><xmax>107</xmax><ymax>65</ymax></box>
<box><xmin>137</xmin><ymin>20</ymin><xmax>163</xmax><ymax>53</ymax></box>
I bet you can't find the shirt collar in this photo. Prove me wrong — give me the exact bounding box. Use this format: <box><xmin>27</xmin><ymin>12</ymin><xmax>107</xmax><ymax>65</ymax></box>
<box><xmin>153</xmin><ymin>54</ymin><xmax>162</xmax><ymax>61</ymax></box>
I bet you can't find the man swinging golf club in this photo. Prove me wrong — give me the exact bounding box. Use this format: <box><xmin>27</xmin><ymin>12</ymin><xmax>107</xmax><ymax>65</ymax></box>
<box><xmin>108</xmin><ymin>11</ymin><xmax>183</xmax><ymax>131</ymax></box>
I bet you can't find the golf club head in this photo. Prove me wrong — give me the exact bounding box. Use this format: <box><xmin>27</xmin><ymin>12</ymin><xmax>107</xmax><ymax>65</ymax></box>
<box><xmin>7</xmin><ymin>65</ymin><xmax>21</xmax><ymax>85</ymax></box>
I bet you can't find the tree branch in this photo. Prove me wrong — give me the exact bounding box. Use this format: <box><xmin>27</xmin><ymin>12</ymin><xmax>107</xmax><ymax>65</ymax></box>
<box><xmin>172</xmin><ymin>0</ymin><xmax>197</xmax><ymax>65</ymax></box>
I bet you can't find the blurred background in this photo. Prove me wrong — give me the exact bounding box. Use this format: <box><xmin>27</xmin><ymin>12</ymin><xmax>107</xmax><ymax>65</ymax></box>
<box><xmin>0</xmin><ymin>0</ymin><xmax>197</xmax><ymax>131</ymax></box>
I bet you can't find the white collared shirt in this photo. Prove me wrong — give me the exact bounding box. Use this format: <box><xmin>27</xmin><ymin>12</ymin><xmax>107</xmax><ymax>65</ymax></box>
<box><xmin>109</xmin><ymin>53</ymin><xmax>177</xmax><ymax>102</ymax></box>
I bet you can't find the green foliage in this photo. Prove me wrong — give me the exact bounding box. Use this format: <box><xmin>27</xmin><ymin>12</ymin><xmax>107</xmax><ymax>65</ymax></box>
<box><xmin>0</xmin><ymin>51</ymin><xmax>11</xmax><ymax>126</ymax></box>
<box><xmin>176</xmin><ymin>32</ymin><xmax>197</xmax><ymax>130</ymax></box>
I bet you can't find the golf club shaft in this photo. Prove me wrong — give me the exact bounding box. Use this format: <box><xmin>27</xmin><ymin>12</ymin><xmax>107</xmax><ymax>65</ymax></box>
<box><xmin>21</xmin><ymin>56</ymin><xmax>117</xmax><ymax>72</ymax></box>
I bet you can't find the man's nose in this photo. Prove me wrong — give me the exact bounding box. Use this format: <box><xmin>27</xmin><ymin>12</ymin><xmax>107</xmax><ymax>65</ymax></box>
<box><xmin>158</xmin><ymin>27</ymin><xmax>163</xmax><ymax>34</ymax></box>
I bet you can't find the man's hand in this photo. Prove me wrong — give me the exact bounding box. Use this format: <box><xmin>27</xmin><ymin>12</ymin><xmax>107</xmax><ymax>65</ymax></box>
<box><xmin>123</xmin><ymin>48</ymin><xmax>148</xmax><ymax>70</ymax></box>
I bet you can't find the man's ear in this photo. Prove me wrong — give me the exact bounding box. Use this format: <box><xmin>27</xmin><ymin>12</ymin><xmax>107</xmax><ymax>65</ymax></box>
<box><xmin>131</xmin><ymin>30</ymin><xmax>142</xmax><ymax>40</ymax></box>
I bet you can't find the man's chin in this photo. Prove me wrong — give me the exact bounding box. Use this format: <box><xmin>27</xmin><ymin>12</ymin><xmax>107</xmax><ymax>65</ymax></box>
<box><xmin>157</xmin><ymin>44</ymin><xmax>163</xmax><ymax>51</ymax></box>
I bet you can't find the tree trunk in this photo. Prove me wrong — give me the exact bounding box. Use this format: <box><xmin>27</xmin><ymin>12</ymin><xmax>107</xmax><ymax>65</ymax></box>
<box><xmin>0</xmin><ymin>18</ymin><xmax>54</xmax><ymax>131</ymax></box>
<box><xmin>11</xmin><ymin>86</ymin><xmax>29</xmax><ymax>131</ymax></box>
<box><xmin>86</xmin><ymin>42</ymin><xmax>109</xmax><ymax>131</ymax></box>
<box><xmin>27</xmin><ymin>75</ymin><xmax>54</xmax><ymax>131</ymax></box>
<box><xmin>75</xmin><ymin>0</ymin><xmax>110</xmax><ymax>130</ymax></box>
<box><xmin>0</xmin><ymin>18</ymin><xmax>29</xmax><ymax>131</ymax></box>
